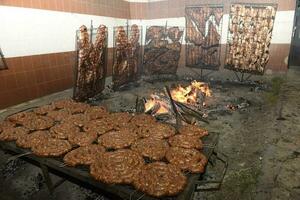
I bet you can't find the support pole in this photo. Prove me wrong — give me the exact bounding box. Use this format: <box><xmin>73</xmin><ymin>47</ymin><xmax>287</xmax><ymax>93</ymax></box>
<box><xmin>241</xmin><ymin>72</ymin><xmax>244</xmax><ymax>82</ymax></box>
<box><xmin>40</xmin><ymin>163</ymin><xmax>54</xmax><ymax>194</ymax></box>
<box><xmin>233</xmin><ymin>71</ymin><xmax>241</xmax><ymax>82</ymax></box>
<box><xmin>244</xmin><ymin>73</ymin><xmax>253</xmax><ymax>81</ymax></box>
<box><xmin>200</xmin><ymin>69</ymin><xmax>203</xmax><ymax>79</ymax></box>
<box><xmin>165</xmin><ymin>86</ymin><xmax>182</xmax><ymax>132</ymax></box>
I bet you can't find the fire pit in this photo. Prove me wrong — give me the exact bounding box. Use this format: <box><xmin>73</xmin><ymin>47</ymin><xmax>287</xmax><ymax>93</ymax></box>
<box><xmin>124</xmin><ymin>78</ymin><xmax>254</xmax><ymax>126</ymax></box>
<box><xmin>142</xmin><ymin>81</ymin><xmax>212</xmax><ymax>123</ymax></box>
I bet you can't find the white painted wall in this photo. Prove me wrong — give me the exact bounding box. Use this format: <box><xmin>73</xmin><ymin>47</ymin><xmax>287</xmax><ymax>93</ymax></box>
<box><xmin>0</xmin><ymin>6</ymin><xmax>127</xmax><ymax>58</ymax></box>
<box><xmin>0</xmin><ymin>5</ymin><xmax>294</xmax><ymax>58</ymax></box>
<box><xmin>271</xmin><ymin>11</ymin><xmax>295</xmax><ymax>44</ymax></box>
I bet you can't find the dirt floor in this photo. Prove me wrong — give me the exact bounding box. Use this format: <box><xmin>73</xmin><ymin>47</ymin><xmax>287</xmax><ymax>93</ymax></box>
<box><xmin>198</xmin><ymin>68</ymin><xmax>300</xmax><ymax>200</ymax></box>
<box><xmin>0</xmin><ymin>68</ymin><xmax>299</xmax><ymax>200</ymax></box>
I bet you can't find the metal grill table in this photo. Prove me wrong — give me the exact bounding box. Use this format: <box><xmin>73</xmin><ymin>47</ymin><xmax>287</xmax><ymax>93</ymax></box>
<box><xmin>0</xmin><ymin>132</ymin><xmax>223</xmax><ymax>200</ymax></box>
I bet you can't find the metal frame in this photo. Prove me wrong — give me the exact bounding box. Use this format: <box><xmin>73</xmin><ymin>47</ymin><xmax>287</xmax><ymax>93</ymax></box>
<box><xmin>0</xmin><ymin>102</ymin><xmax>226</xmax><ymax>199</ymax></box>
<box><xmin>287</xmin><ymin>0</ymin><xmax>300</xmax><ymax>68</ymax></box>
<box><xmin>185</xmin><ymin>4</ymin><xmax>224</xmax><ymax>71</ymax></box>
<box><xmin>0</xmin><ymin>131</ymin><xmax>223</xmax><ymax>200</ymax></box>
<box><xmin>165</xmin><ymin>86</ymin><xmax>182</xmax><ymax>132</ymax></box>
<box><xmin>195</xmin><ymin>151</ymin><xmax>228</xmax><ymax>191</ymax></box>
<box><xmin>143</xmin><ymin>25</ymin><xmax>185</xmax><ymax>76</ymax></box>
<box><xmin>187</xmin><ymin>68</ymin><xmax>216</xmax><ymax>80</ymax></box>
<box><xmin>224</xmin><ymin>3</ymin><xmax>278</xmax><ymax>79</ymax></box>
<box><xmin>233</xmin><ymin>71</ymin><xmax>253</xmax><ymax>83</ymax></box>
<box><xmin>73</xmin><ymin>26</ymin><xmax>108</xmax><ymax>101</ymax></box>
<box><xmin>112</xmin><ymin>25</ymin><xmax>143</xmax><ymax>90</ymax></box>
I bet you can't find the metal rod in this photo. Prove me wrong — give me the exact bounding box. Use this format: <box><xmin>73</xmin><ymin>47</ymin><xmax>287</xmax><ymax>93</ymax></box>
<box><xmin>241</xmin><ymin>72</ymin><xmax>244</xmax><ymax>82</ymax></box>
<box><xmin>202</xmin><ymin>70</ymin><xmax>215</xmax><ymax>79</ymax></box>
<box><xmin>126</xmin><ymin>19</ymin><xmax>129</xmax><ymax>37</ymax></box>
<box><xmin>164</xmin><ymin>21</ymin><xmax>168</xmax><ymax>36</ymax></box>
<box><xmin>233</xmin><ymin>71</ymin><xmax>241</xmax><ymax>82</ymax></box>
<box><xmin>73</xmin><ymin>32</ymin><xmax>80</xmax><ymax>100</ymax></box>
<box><xmin>5</xmin><ymin>106</ymin><xmax>38</xmax><ymax>119</ymax></box>
<box><xmin>53</xmin><ymin>178</ymin><xmax>66</xmax><ymax>189</ymax></box>
<box><xmin>90</xmin><ymin>20</ymin><xmax>93</xmax><ymax>44</ymax></box>
<box><xmin>231</xmin><ymin>2</ymin><xmax>278</xmax><ymax>8</ymax></box>
<box><xmin>136</xmin><ymin>194</ymin><xmax>145</xmax><ymax>200</ymax></box>
<box><xmin>244</xmin><ymin>73</ymin><xmax>253</xmax><ymax>81</ymax></box>
<box><xmin>40</xmin><ymin>163</ymin><xmax>54</xmax><ymax>194</ymax></box>
<box><xmin>200</xmin><ymin>69</ymin><xmax>203</xmax><ymax>79</ymax></box>
<box><xmin>103</xmin><ymin>30</ymin><xmax>108</xmax><ymax>92</ymax></box>
<box><xmin>187</xmin><ymin>67</ymin><xmax>202</xmax><ymax>78</ymax></box>
<box><xmin>135</xmin><ymin>95</ymin><xmax>139</xmax><ymax>113</ymax></box>
<box><xmin>129</xmin><ymin>190</ymin><xmax>138</xmax><ymax>200</ymax></box>
<box><xmin>185</xmin><ymin>4</ymin><xmax>224</xmax><ymax>9</ymax></box>
<box><xmin>195</xmin><ymin>151</ymin><xmax>228</xmax><ymax>191</ymax></box>
<box><xmin>59</xmin><ymin>163</ymin><xmax>67</xmax><ymax>168</ymax></box>
<box><xmin>6</xmin><ymin>152</ymin><xmax>32</xmax><ymax>163</ymax></box>
<box><xmin>165</xmin><ymin>86</ymin><xmax>182</xmax><ymax>132</ymax></box>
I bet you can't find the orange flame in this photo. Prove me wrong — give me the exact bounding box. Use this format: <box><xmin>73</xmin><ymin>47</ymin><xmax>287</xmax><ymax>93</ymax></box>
<box><xmin>144</xmin><ymin>95</ymin><xmax>169</xmax><ymax>114</ymax></box>
<box><xmin>171</xmin><ymin>81</ymin><xmax>211</xmax><ymax>104</ymax></box>
<box><xmin>145</xmin><ymin>81</ymin><xmax>212</xmax><ymax>115</ymax></box>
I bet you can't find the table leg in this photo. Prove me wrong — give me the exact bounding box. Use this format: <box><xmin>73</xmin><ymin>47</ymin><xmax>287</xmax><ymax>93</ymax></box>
<box><xmin>40</xmin><ymin>163</ymin><xmax>54</xmax><ymax>194</ymax></box>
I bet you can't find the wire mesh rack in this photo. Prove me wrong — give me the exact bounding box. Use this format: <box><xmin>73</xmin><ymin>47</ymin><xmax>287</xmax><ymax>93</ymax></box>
<box><xmin>143</xmin><ymin>25</ymin><xmax>184</xmax><ymax>76</ymax></box>
<box><xmin>73</xmin><ymin>25</ymin><xmax>108</xmax><ymax>101</ymax></box>
<box><xmin>185</xmin><ymin>5</ymin><xmax>224</xmax><ymax>71</ymax></box>
<box><xmin>224</xmin><ymin>3</ymin><xmax>278</xmax><ymax>76</ymax></box>
<box><xmin>112</xmin><ymin>25</ymin><xmax>143</xmax><ymax>90</ymax></box>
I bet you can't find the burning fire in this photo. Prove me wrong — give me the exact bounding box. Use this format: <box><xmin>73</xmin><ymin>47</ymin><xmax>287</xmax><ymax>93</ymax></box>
<box><xmin>144</xmin><ymin>94</ymin><xmax>170</xmax><ymax>114</ymax></box>
<box><xmin>145</xmin><ymin>81</ymin><xmax>212</xmax><ymax>115</ymax></box>
<box><xmin>171</xmin><ymin>81</ymin><xmax>211</xmax><ymax>104</ymax></box>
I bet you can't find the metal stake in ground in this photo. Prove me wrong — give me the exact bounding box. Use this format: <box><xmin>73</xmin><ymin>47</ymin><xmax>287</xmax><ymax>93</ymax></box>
<box><xmin>165</xmin><ymin>86</ymin><xmax>182</xmax><ymax>132</ymax></box>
